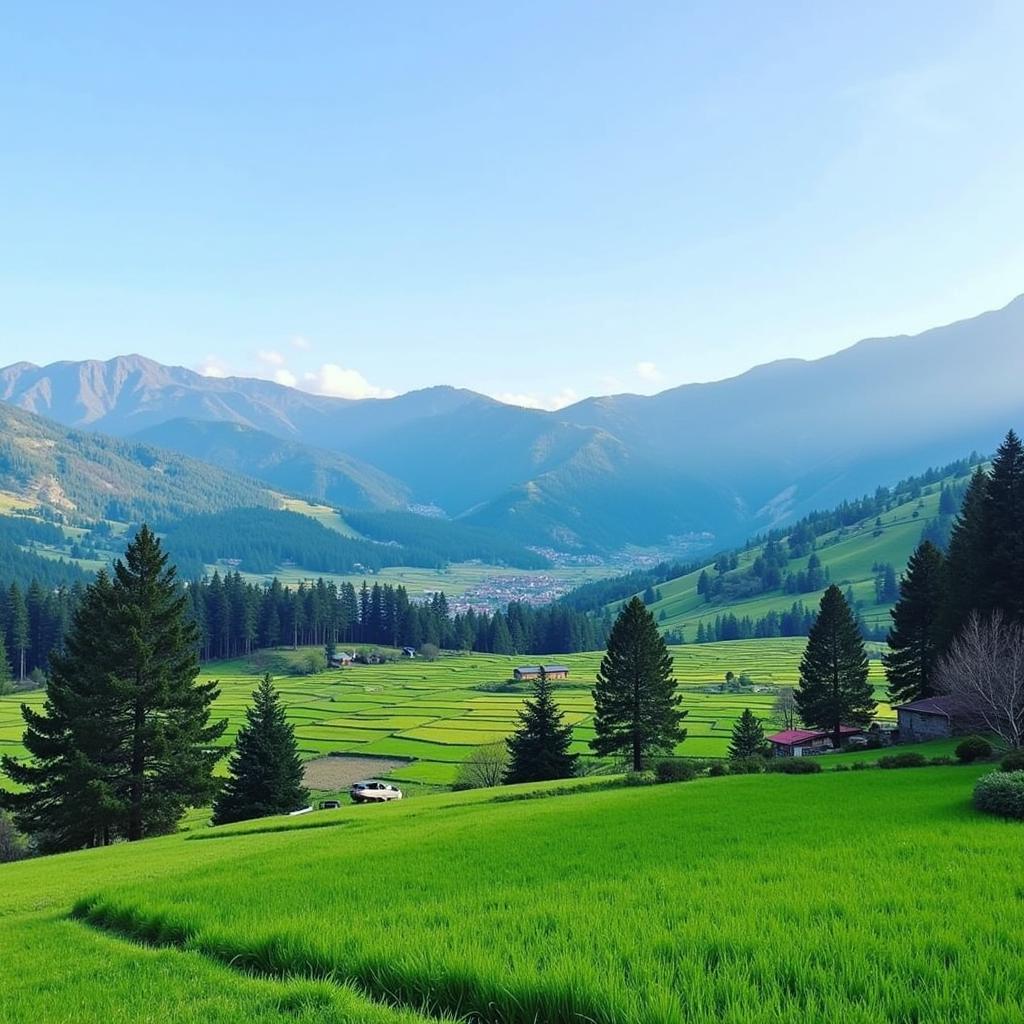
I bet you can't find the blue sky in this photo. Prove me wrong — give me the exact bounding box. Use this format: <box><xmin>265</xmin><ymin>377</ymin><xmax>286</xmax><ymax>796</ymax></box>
<box><xmin>2</xmin><ymin>2</ymin><xmax>1023</xmax><ymax>408</ymax></box>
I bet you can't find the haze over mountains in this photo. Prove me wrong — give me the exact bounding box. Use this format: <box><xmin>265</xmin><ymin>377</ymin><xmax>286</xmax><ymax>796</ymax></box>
<box><xmin>3</xmin><ymin>294</ymin><xmax>1023</xmax><ymax>553</ymax></box>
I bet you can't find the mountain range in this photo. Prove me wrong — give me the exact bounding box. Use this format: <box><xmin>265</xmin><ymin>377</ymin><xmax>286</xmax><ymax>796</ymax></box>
<box><xmin>4</xmin><ymin>293</ymin><xmax>1024</xmax><ymax>552</ymax></box>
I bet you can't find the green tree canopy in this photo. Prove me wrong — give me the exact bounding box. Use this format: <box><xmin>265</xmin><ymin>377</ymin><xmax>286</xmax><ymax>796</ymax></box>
<box><xmin>212</xmin><ymin>675</ymin><xmax>308</xmax><ymax>825</ymax></box>
<box><xmin>505</xmin><ymin>668</ymin><xmax>577</xmax><ymax>784</ymax></box>
<box><xmin>883</xmin><ymin>540</ymin><xmax>946</xmax><ymax>705</ymax></box>
<box><xmin>590</xmin><ymin>597</ymin><xmax>686</xmax><ymax>771</ymax></box>
<box><xmin>1</xmin><ymin>526</ymin><xmax>226</xmax><ymax>851</ymax></box>
<box><xmin>795</xmin><ymin>585</ymin><xmax>875</xmax><ymax>744</ymax></box>
<box><xmin>728</xmin><ymin>708</ymin><xmax>766</xmax><ymax>760</ymax></box>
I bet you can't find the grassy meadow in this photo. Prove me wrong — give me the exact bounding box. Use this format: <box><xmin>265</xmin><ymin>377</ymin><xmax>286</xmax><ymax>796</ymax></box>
<box><xmin>3</xmin><ymin>764</ymin><xmax>1020</xmax><ymax>1023</ymax></box>
<box><xmin>0</xmin><ymin>640</ymin><xmax>892</xmax><ymax>791</ymax></box>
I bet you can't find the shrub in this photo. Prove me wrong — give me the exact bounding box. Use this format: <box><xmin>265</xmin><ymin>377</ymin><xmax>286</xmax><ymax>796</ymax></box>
<box><xmin>973</xmin><ymin>771</ymin><xmax>1024</xmax><ymax>820</ymax></box>
<box><xmin>833</xmin><ymin>763</ymin><xmax>851</xmax><ymax>772</ymax></box>
<box><xmin>929</xmin><ymin>756</ymin><xmax>955</xmax><ymax>766</ymax></box>
<box><xmin>878</xmin><ymin>752</ymin><xmax>928</xmax><ymax>769</ymax></box>
<box><xmin>654</xmin><ymin>760</ymin><xmax>697</xmax><ymax>783</ymax></box>
<box><xmin>851</xmin><ymin>761</ymin><xmax>871</xmax><ymax>771</ymax></box>
<box><xmin>729</xmin><ymin>756</ymin><xmax>766</xmax><ymax>775</ymax></box>
<box><xmin>956</xmin><ymin>736</ymin><xmax>994</xmax><ymax>764</ymax></box>
<box><xmin>766</xmin><ymin>758</ymin><xmax>822</xmax><ymax>774</ymax></box>
<box><xmin>1000</xmin><ymin>750</ymin><xmax>1024</xmax><ymax>773</ymax></box>
<box><xmin>707</xmin><ymin>762</ymin><xmax>730</xmax><ymax>778</ymax></box>
<box><xmin>624</xmin><ymin>770</ymin><xmax>656</xmax><ymax>787</ymax></box>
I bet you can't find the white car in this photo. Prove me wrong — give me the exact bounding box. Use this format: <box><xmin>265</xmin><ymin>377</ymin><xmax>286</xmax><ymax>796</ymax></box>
<box><xmin>350</xmin><ymin>780</ymin><xmax>403</xmax><ymax>804</ymax></box>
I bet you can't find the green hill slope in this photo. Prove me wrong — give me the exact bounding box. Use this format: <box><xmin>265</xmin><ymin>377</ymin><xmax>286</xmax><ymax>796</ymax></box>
<box><xmin>3</xmin><ymin>765</ymin><xmax>1016</xmax><ymax>1023</ymax></box>
<box><xmin>590</xmin><ymin>458</ymin><xmax>979</xmax><ymax>640</ymax></box>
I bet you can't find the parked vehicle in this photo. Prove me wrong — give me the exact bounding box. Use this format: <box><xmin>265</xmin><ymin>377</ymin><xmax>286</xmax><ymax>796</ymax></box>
<box><xmin>350</xmin><ymin>780</ymin><xmax>403</xmax><ymax>804</ymax></box>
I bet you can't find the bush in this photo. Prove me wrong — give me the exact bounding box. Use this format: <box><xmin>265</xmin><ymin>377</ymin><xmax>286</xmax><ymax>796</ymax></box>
<box><xmin>973</xmin><ymin>771</ymin><xmax>1024</xmax><ymax>819</ymax></box>
<box><xmin>1000</xmin><ymin>750</ymin><xmax>1024</xmax><ymax>773</ymax></box>
<box><xmin>729</xmin><ymin>756</ymin><xmax>766</xmax><ymax>775</ymax></box>
<box><xmin>624</xmin><ymin>770</ymin><xmax>656</xmax><ymax>787</ymax></box>
<box><xmin>654</xmin><ymin>760</ymin><xmax>697</xmax><ymax>783</ymax></box>
<box><xmin>766</xmin><ymin>758</ymin><xmax>822</xmax><ymax>774</ymax></box>
<box><xmin>878</xmin><ymin>752</ymin><xmax>928</xmax><ymax>769</ymax></box>
<box><xmin>832</xmin><ymin>763</ymin><xmax>851</xmax><ymax>772</ymax></box>
<box><xmin>851</xmin><ymin>761</ymin><xmax>871</xmax><ymax>771</ymax></box>
<box><xmin>707</xmin><ymin>762</ymin><xmax>730</xmax><ymax>777</ymax></box>
<box><xmin>929</xmin><ymin>756</ymin><xmax>955</xmax><ymax>766</ymax></box>
<box><xmin>956</xmin><ymin>736</ymin><xmax>993</xmax><ymax>764</ymax></box>
<box><xmin>0</xmin><ymin>812</ymin><xmax>29</xmax><ymax>862</ymax></box>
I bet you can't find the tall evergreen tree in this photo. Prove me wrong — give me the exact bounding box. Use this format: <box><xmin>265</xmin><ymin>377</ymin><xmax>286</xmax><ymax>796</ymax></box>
<box><xmin>883</xmin><ymin>541</ymin><xmax>946</xmax><ymax>705</ymax></box>
<box><xmin>981</xmin><ymin>429</ymin><xmax>1024</xmax><ymax>624</ymax></box>
<box><xmin>590</xmin><ymin>597</ymin><xmax>686</xmax><ymax>770</ymax></box>
<box><xmin>505</xmin><ymin>668</ymin><xmax>577</xmax><ymax>784</ymax></box>
<box><xmin>1</xmin><ymin>527</ymin><xmax>226</xmax><ymax>850</ymax></box>
<box><xmin>212</xmin><ymin>675</ymin><xmax>307</xmax><ymax>824</ymax></box>
<box><xmin>7</xmin><ymin>583</ymin><xmax>27</xmax><ymax>681</ymax></box>
<box><xmin>0</xmin><ymin>629</ymin><xmax>11</xmax><ymax>694</ymax></box>
<box><xmin>728</xmin><ymin>708</ymin><xmax>766</xmax><ymax>759</ymax></box>
<box><xmin>795</xmin><ymin>585</ymin><xmax>875</xmax><ymax>744</ymax></box>
<box><xmin>941</xmin><ymin>467</ymin><xmax>989</xmax><ymax>649</ymax></box>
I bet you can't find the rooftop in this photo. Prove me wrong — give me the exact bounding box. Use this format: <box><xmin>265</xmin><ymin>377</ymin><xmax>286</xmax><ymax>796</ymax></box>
<box><xmin>767</xmin><ymin>726</ymin><xmax>861</xmax><ymax>745</ymax></box>
<box><xmin>893</xmin><ymin>695</ymin><xmax>963</xmax><ymax>716</ymax></box>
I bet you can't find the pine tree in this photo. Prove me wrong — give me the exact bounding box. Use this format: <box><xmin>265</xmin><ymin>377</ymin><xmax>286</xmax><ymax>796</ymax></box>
<box><xmin>504</xmin><ymin>668</ymin><xmax>577</xmax><ymax>784</ymax></box>
<box><xmin>0</xmin><ymin>629</ymin><xmax>11</xmax><ymax>695</ymax></box>
<box><xmin>1</xmin><ymin>527</ymin><xmax>227</xmax><ymax>850</ymax></box>
<box><xmin>212</xmin><ymin>675</ymin><xmax>308</xmax><ymax>825</ymax></box>
<box><xmin>591</xmin><ymin>597</ymin><xmax>686</xmax><ymax>770</ymax></box>
<box><xmin>795</xmin><ymin>585</ymin><xmax>875</xmax><ymax>744</ymax></box>
<box><xmin>941</xmin><ymin>467</ymin><xmax>989</xmax><ymax>649</ymax></box>
<box><xmin>981</xmin><ymin>429</ymin><xmax>1024</xmax><ymax>624</ymax></box>
<box><xmin>883</xmin><ymin>541</ymin><xmax>946</xmax><ymax>705</ymax></box>
<box><xmin>728</xmin><ymin>708</ymin><xmax>765</xmax><ymax>759</ymax></box>
<box><xmin>7</xmin><ymin>583</ymin><xmax>27</xmax><ymax>681</ymax></box>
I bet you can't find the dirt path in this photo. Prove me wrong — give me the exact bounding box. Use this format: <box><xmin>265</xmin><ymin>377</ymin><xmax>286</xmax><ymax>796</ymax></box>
<box><xmin>302</xmin><ymin>755</ymin><xmax>410</xmax><ymax>790</ymax></box>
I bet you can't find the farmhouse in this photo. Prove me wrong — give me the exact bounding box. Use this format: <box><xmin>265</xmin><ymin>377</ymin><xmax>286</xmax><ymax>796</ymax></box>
<box><xmin>894</xmin><ymin>695</ymin><xmax>966</xmax><ymax>742</ymax></box>
<box><xmin>328</xmin><ymin>651</ymin><xmax>354</xmax><ymax>668</ymax></box>
<box><xmin>402</xmin><ymin>646</ymin><xmax>417</xmax><ymax>658</ymax></box>
<box><xmin>513</xmin><ymin>664</ymin><xmax>570</xmax><ymax>681</ymax></box>
<box><xmin>767</xmin><ymin>726</ymin><xmax>863</xmax><ymax>757</ymax></box>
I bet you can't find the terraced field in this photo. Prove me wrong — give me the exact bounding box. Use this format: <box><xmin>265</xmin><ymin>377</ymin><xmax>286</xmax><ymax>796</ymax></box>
<box><xmin>0</xmin><ymin>639</ymin><xmax>891</xmax><ymax>789</ymax></box>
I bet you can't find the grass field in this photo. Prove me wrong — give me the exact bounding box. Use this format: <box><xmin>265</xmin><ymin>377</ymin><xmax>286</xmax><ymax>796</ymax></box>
<box><xmin>3</xmin><ymin>764</ymin><xmax>1020</xmax><ymax>1023</ymax></box>
<box><xmin>0</xmin><ymin>640</ymin><xmax>892</xmax><ymax>790</ymax></box>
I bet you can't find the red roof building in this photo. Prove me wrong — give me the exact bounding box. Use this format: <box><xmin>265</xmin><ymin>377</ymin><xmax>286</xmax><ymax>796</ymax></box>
<box><xmin>767</xmin><ymin>725</ymin><xmax>862</xmax><ymax>757</ymax></box>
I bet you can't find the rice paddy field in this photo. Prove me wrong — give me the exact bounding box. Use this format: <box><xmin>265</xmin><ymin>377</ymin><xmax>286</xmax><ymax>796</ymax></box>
<box><xmin>0</xmin><ymin>639</ymin><xmax>892</xmax><ymax>791</ymax></box>
<box><xmin>3</xmin><ymin>763</ymin><xmax>1021</xmax><ymax>1023</ymax></box>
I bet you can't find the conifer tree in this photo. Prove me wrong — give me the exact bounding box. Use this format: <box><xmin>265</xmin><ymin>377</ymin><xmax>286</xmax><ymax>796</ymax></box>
<box><xmin>883</xmin><ymin>541</ymin><xmax>946</xmax><ymax>705</ymax></box>
<box><xmin>591</xmin><ymin>597</ymin><xmax>686</xmax><ymax>770</ymax></box>
<box><xmin>795</xmin><ymin>585</ymin><xmax>875</xmax><ymax>744</ymax></box>
<box><xmin>0</xmin><ymin>629</ymin><xmax>11</xmax><ymax>695</ymax></box>
<box><xmin>941</xmin><ymin>467</ymin><xmax>989</xmax><ymax>649</ymax></box>
<box><xmin>505</xmin><ymin>668</ymin><xmax>577</xmax><ymax>784</ymax></box>
<box><xmin>981</xmin><ymin>429</ymin><xmax>1024</xmax><ymax>624</ymax></box>
<box><xmin>728</xmin><ymin>708</ymin><xmax>765</xmax><ymax>759</ymax></box>
<box><xmin>7</xmin><ymin>583</ymin><xmax>27</xmax><ymax>681</ymax></box>
<box><xmin>1</xmin><ymin>527</ymin><xmax>226</xmax><ymax>850</ymax></box>
<box><xmin>212</xmin><ymin>675</ymin><xmax>307</xmax><ymax>825</ymax></box>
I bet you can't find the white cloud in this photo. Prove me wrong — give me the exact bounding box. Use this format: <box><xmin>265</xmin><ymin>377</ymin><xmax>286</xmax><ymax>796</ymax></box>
<box><xmin>635</xmin><ymin>360</ymin><xmax>663</xmax><ymax>383</ymax></box>
<box><xmin>494</xmin><ymin>388</ymin><xmax>579</xmax><ymax>411</ymax></box>
<box><xmin>257</xmin><ymin>349</ymin><xmax>285</xmax><ymax>367</ymax></box>
<box><xmin>196</xmin><ymin>356</ymin><xmax>230</xmax><ymax>378</ymax></box>
<box><xmin>289</xmin><ymin>335</ymin><xmax>311</xmax><ymax>351</ymax></box>
<box><xmin>274</xmin><ymin>368</ymin><xmax>297</xmax><ymax>388</ymax></box>
<box><xmin>303</xmin><ymin>363</ymin><xmax>396</xmax><ymax>400</ymax></box>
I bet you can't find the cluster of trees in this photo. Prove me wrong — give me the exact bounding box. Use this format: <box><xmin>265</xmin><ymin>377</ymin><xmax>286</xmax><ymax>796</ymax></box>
<box><xmin>341</xmin><ymin>509</ymin><xmax>550</xmax><ymax>569</ymax></box>
<box><xmin>691</xmin><ymin>600</ymin><xmax>888</xmax><ymax>644</ymax></box>
<box><xmin>1</xmin><ymin>528</ymin><xmax>226</xmax><ymax>852</ymax></box>
<box><xmin>0</xmin><ymin>579</ymin><xmax>82</xmax><ymax>688</ymax></box>
<box><xmin>884</xmin><ymin>432</ymin><xmax>1024</xmax><ymax>726</ymax></box>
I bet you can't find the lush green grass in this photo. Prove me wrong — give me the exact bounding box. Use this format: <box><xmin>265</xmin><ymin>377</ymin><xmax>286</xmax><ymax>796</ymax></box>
<box><xmin>0</xmin><ymin>640</ymin><xmax>893</xmax><ymax>791</ymax></box>
<box><xmin>5</xmin><ymin>764</ymin><xmax>1019</xmax><ymax>1023</ymax></box>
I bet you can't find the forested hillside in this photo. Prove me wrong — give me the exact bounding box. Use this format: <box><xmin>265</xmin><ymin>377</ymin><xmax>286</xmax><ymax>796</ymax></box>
<box><xmin>0</xmin><ymin>403</ymin><xmax>274</xmax><ymax>524</ymax></box>
<box><xmin>567</xmin><ymin>454</ymin><xmax>982</xmax><ymax>641</ymax></box>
